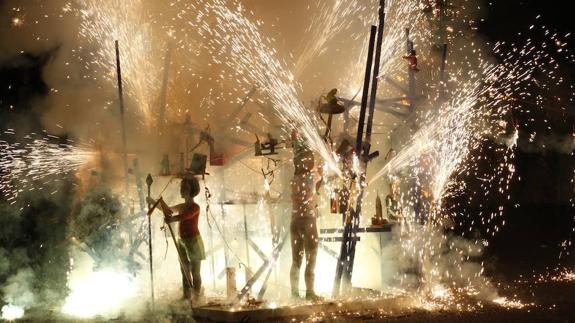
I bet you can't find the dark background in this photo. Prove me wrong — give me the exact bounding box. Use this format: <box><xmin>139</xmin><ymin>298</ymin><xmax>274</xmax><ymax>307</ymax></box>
<box><xmin>478</xmin><ymin>0</ymin><xmax>575</xmax><ymax>270</ymax></box>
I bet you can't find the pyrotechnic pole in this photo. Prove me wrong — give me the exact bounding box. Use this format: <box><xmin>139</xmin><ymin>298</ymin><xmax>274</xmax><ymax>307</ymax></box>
<box><xmin>406</xmin><ymin>29</ymin><xmax>416</xmax><ymax>112</ymax></box>
<box><xmin>145</xmin><ymin>174</ymin><xmax>155</xmax><ymax>310</ymax></box>
<box><xmin>344</xmin><ymin>0</ymin><xmax>386</xmax><ymax>289</ymax></box>
<box><xmin>365</xmin><ymin>1</ymin><xmax>386</xmax><ymax>146</ymax></box>
<box><xmin>355</xmin><ymin>26</ymin><xmax>378</xmax><ymax>152</ymax></box>
<box><xmin>333</xmin><ymin>24</ymin><xmax>378</xmax><ymax>299</ymax></box>
<box><xmin>115</xmin><ymin>40</ymin><xmax>129</xmax><ymax>194</ymax></box>
<box><xmin>158</xmin><ymin>45</ymin><xmax>172</xmax><ymax>133</ymax></box>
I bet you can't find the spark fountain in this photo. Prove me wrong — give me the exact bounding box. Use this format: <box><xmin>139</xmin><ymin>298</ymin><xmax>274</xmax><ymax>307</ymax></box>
<box><xmin>0</xmin><ymin>132</ymin><xmax>97</xmax><ymax>203</ymax></box>
<box><xmin>77</xmin><ymin>0</ymin><xmax>163</xmax><ymax>126</ymax></box>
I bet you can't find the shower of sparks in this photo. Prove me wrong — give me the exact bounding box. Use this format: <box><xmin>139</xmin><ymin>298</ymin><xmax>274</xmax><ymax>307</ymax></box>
<box><xmin>363</xmin><ymin>21</ymin><xmax>573</xmax><ymax>306</ymax></box>
<box><xmin>171</xmin><ymin>0</ymin><xmax>340</xmax><ymax>174</ymax></box>
<box><xmin>376</xmin><ymin>0</ymin><xmax>427</xmax><ymax>79</ymax></box>
<box><xmin>77</xmin><ymin>0</ymin><xmax>163</xmax><ymax>126</ymax></box>
<box><xmin>0</xmin><ymin>132</ymin><xmax>97</xmax><ymax>203</ymax></box>
<box><xmin>295</xmin><ymin>0</ymin><xmax>372</xmax><ymax>77</ymax></box>
<box><xmin>337</xmin><ymin>0</ymin><xmax>427</xmax><ymax>97</ymax></box>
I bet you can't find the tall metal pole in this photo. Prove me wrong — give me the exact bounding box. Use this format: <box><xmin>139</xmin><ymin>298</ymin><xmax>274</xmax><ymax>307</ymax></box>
<box><xmin>115</xmin><ymin>40</ymin><xmax>129</xmax><ymax>194</ymax></box>
<box><xmin>365</xmin><ymin>0</ymin><xmax>386</xmax><ymax>146</ymax></box>
<box><xmin>405</xmin><ymin>29</ymin><xmax>416</xmax><ymax>112</ymax></box>
<box><xmin>145</xmin><ymin>174</ymin><xmax>155</xmax><ymax>310</ymax></box>
<box><xmin>355</xmin><ymin>26</ymin><xmax>378</xmax><ymax>153</ymax></box>
<box><xmin>333</xmin><ymin>25</ymin><xmax>378</xmax><ymax>298</ymax></box>
<box><xmin>345</xmin><ymin>0</ymin><xmax>386</xmax><ymax>287</ymax></box>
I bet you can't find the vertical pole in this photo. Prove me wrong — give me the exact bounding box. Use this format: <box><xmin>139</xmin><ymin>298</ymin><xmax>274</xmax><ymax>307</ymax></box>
<box><xmin>115</xmin><ymin>40</ymin><xmax>129</xmax><ymax>194</ymax></box>
<box><xmin>365</xmin><ymin>0</ymin><xmax>386</xmax><ymax>146</ymax></box>
<box><xmin>342</xmin><ymin>0</ymin><xmax>386</xmax><ymax>295</ymax></box>
<box><xmin>145</xmin><ymin>174</ymin><xmax>155</xmax><ymax>310</ymax></box>
<box><xmin>406</xmin><ymin>29</ymin><xmax>416</xmax><ymax>112</ymax></box>
<box><xmin>333</xmin><ymin>24</ymin><xmax>378</xmax><ymax>298</ymax></box>
<box><xmin>355</xmin><ymin>26</ymin><xmax>378</xmax><ymax>152</ymax></box>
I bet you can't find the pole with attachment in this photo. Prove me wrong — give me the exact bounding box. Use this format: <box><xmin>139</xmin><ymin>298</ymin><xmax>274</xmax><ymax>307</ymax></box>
<box><xmin>115</xmin><ymin>40</ymin><xmax>129</xmax><ymax>194</ymax></box>
<box><xmin>347</xmin><ymin>0</ymin><xmax>385</xmax><ymax>288</ymax></box>
<box><xmin>145</xmin><ymin>174</ymin><xmax>155</xmax><ymax>309</ymax></box>
<box><xmin>333</xmin><ymin>25</ymin><xmax>378</xmax><ymax>298</ymax></box>
<box><xmin>355</xmin><ymin>26</ymin><xmax>378</xmax><ymax>152</ymax></box>
<box><xmin>365</xmin><ymin>0</ymin><xmax>386</xmax><ymax>147</ymax></box>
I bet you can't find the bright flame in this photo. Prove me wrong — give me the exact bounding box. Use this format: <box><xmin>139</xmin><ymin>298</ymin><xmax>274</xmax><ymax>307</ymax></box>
<box><xmin>1</xmin><ymin>304</ymin><xmax>24</xmax><ymax>321</ymax></box>
<box><xmin>62</xmin><ymin>270</ymin><xmax>136</xmax><ymax>318</ymax></box>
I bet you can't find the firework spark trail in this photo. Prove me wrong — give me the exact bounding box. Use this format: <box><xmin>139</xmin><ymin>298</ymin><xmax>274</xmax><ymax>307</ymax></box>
<box><xmin>369</xmin><ymin>35</ymin><xmax>560</xmax><ymax>193</ymax></box>
<box><xmin>295</xmin><ymin>0</ymin><xmax>372</xmax><ymax>77</ymax></box>
<box><xmin>0</xmin><ymin>134</ymin><xmax>96</xmax><ymax>203</ymax></box>
<box><xmin>336</xmin><ymin>0</ymin><xmax>426</xmax><ymax>97</ymax></box>
<box><xmin>170</xmin><ymin>0</ymin><xmax>340</xmax><ymax>173</ymax></box>
<box><xmin>367</xmin><ymin>31</ymin><xmax>571</xmax><ymax>305</ymax></box>
<box><xmin>377</xmin><ymin>0</ymin><xmax>427</xmax><ymax>79</ymax></box>
<box><xmin>78</xmin><ymin>0</ymin><xmax>162</xmax><ymax>126</ymax></box>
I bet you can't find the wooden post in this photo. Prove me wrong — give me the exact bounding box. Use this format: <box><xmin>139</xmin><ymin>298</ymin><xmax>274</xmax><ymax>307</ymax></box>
<box><xmin>115</xmin><ymin>40</ymin><xmax>129</xmax><ymax>194</ymax></box>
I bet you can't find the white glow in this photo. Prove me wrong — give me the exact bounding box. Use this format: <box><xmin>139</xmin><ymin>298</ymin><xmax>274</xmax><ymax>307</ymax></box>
<box><xmin>62</xmin><ymin>270</ymin><xmax>136</xmax><ymax>318</ymax></box>
<box><xmin>1</xmin><ymin>304</ymin><xmax>24</xmax><ymax>321</ymax></box>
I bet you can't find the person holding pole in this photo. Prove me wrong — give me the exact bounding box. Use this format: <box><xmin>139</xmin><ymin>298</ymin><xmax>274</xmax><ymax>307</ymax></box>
<box><xmin>148</xmin><ymin>176</ymin><xmax>206</xmax><ymax>302</ymax></box>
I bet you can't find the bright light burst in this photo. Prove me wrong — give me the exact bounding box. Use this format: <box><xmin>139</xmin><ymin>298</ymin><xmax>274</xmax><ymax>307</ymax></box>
<box><xmin>0</xmin><ymin>132</ymin><xmax>96</xmax><ymax>203</ymax></box>
<box><xmin>1</xmin><ymin>304</ymin><xmax>24</xmax><ymax>321</ymax></box>
<box><xmin>62</xmin><ymin>270</ymin><xmax>136</xmax><ymax>318</ymax></box>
